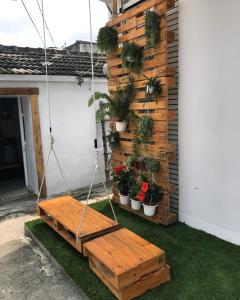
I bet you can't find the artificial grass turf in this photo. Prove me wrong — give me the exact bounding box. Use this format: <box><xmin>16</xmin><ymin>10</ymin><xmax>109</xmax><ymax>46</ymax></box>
<box><xmin>26</xmin><ymin>201</ymin><xmax>240</xmax><ymax>300</ymax></box>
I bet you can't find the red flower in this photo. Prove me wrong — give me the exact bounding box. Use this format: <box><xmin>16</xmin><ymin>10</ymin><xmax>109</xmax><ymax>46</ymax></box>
<box><xmin>113</xmin><ymin>165</ymin><xmax>126</xmax><ymax>175</ymax></box>
<box><xmin>137</xmin><ymin>192</ymin><xmax>145</xmax><ymax>202</ymax></box>
<box><xmin>141</xmin><ymin>182</ymin><xmax>149</xmax><ymax>193</ymax></box>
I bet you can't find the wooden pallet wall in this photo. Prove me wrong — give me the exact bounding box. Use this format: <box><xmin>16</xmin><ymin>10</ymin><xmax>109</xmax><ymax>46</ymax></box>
<box><xmin>107</xmin><ymin>0</ymin><xmax>177</xmax><ymax>225</ymax></box>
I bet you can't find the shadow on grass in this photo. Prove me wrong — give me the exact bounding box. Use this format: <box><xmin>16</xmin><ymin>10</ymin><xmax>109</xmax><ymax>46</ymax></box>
<box><xmin>26</xmin><ymin>201</ymin><xmax>240</xmax><ymax>300</ymax></box>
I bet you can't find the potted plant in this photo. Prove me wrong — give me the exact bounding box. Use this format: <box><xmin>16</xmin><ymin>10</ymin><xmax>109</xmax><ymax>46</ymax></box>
<box><xmin>121</xmin><ymin>42</ymin><xmax>142</xmax><ymax>73</ymax></box>
<box><xmin>137</xmin><ymin>115</ymin><xmax>154</xmax><ymax>143</ymax></box>
<box><xmin>97</xmin><ymin>26</ymin><xmax>118</xmax><ymax>54</ymax></box>
<box><xmin>144</xmin><ymin>76</ymin><xmax>162</xmax><ymax>102</ymax></box>
<box><xmin>145</xmin><ymin>10</ymin><xmax>161</xmax><ymax>48</ymax></box>
<box><xmin>113</xmin><ymin>165</ymin><xmax>132</xmax><ymax>205</ymax></box>
<box><xmin>137</xmin><ymin>180</ymin><xmax>163</xmax><ymax>216</ymax></box>
<box><xmin>126</xmin><ymin>154</ymin><xmax>144</xmax><ymax>170</ymax></box>
<box><xmin>129</xmin><ymin>179</ymin><xmax>142</xmax><ymax>211</ymax></box>
<box><xmin>88</xmin><ymin>79</ymin><xmax>135</xmax><ymax>132</ymax></box>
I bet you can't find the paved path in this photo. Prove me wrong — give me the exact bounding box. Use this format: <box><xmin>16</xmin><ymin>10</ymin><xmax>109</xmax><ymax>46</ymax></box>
<box><xmin>0</xmin><ymin>214</ymin><xmax>88</xmax><ymax>300</ymax></box>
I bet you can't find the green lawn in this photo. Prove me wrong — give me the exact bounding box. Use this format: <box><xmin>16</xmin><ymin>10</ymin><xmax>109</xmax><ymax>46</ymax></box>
<box><xmin>26</xmin><ymin>201</ymin><xmax>240</xmax><ymax>300</ymax></box>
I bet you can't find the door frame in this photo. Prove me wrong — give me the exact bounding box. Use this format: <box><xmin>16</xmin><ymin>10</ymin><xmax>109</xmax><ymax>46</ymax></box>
<box><xmin>0</xmin><ymin>88</ymin><xmax>46</xmax><ymax>197</ymax></box>
<box><xmin>17</xmin><ymin>97</ymin><xmax>29</xmax><ymax>187</ymax></box>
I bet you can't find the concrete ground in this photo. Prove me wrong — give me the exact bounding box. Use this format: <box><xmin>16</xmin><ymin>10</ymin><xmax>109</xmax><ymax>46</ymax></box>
<box><xmin>0</xmin><ymin>214</ymin><xmax>88</xmax><ymax>300</ymax></box>
<box><xmin>0</xmin><ymin>184</ymin><xmax>112</xmax><ymax>300</ymax></box>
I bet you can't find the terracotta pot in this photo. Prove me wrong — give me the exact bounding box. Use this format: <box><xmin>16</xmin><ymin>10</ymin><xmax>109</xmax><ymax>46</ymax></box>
<box><xmin>130</xmin><ymin>199</ymin><xmax>141</xmax><ymax>211</ymax></box>
<box><xmin>119</xmin><ymin>194</ymin><xmax>129</xmax><ymax>205</ymax></box>
<box><xmin>116</xmin><ymin>121</ymin><xmax>127</xmax><ymax>132</ymax></box>
<box><xmin>142</xmin><ymin>203</ymin><xmax>158</xmax><ymax>217</ymax></box>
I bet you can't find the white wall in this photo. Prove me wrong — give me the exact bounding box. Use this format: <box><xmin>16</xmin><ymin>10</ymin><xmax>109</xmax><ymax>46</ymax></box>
<box><xmin>0</xmin><ymin>75</ymin><xmax>108</xmax><ymax>196</ymax></box>
<box><xmin>179</xmin><ymin>0</ymin><xmax>240</xmax><ymax>245</ymax></box>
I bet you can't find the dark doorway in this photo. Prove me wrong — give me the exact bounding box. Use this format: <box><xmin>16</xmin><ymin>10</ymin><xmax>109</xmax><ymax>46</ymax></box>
<box><xmin>0</xmin><ymin>98</ymin><xmax>25</xmax><ymax>198</ymax></box>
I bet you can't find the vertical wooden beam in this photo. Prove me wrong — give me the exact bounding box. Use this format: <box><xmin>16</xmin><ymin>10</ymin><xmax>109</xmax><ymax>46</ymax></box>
<box><xmin>30</xmin><ymin>95</ymin><xmax>46</xmax><ymax>197</ymax></box>
<box><xmin>112</xmin><ymin>0</ymin><xmax>118</xmax><ymax>16</ymax></box>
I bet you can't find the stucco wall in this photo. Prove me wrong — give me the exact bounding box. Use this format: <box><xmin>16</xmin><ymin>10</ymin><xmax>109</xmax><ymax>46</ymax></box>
<box><xmin>0</xmin><ymin>75</ymin><xmax>107</xmax><ymax>196</ymax></box>
<box><xmin>179</xmin><ymin>0</ymin><xmax>240</xmax><ymax>245</ymax></box>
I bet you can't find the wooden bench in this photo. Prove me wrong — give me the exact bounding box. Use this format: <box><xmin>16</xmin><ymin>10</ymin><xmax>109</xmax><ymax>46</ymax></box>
<box><xmin>37</xmin><ymin>196</ymin><xmax>120</xmax><ymax>252</ymax></box>
<box><xmin>83</xmin><ymin>228</ymin><xmax>170</xmax><ymax>300</ymax></box>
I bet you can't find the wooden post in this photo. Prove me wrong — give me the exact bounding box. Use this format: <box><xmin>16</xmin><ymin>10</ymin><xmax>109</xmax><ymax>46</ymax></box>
<box><xmin>30</xmin><ymin>95</ymin><xmax>46</xmax><ymax>197</ymax></box>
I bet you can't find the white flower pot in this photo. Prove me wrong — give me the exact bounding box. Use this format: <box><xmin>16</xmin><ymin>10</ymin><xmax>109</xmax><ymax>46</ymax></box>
<box><xmin>142</xmin><ymin>203</ymin><xmax>158</xmax><ymax>217</ymax></box>
<box><xmin>116</xmin><ymin>121</ymin><xmax>127</xmax><ymax>132</ymax></box>
<box><xmin>119</xmin><ymin>194</ymin><xmax>129</xmax><ymax>205</ymax></box>
<box><xmin>130</xmin><ymin>199</ymin><xmax>141</xmax><ymax>211</ymax></box>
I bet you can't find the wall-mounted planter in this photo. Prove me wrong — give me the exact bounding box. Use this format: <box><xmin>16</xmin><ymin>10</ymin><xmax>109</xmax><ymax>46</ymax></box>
<box><xmin>131</xmin><ymin>199</ymin><xmax>141</xmax><ymax>211</ymax></box>
<box><xmin>119</xmin><ymin>194</ymin><xmax>129</xmax><ymax>205</ymax></box>
<box><xmin>143</xmin><ymin>203</ymin><xmax>158</xmax><ymax>217</ymax></box>
<box><xmin>116</xmin><ymin>121</ymin><xmax>127</xmax><ymax>132</ymax></box>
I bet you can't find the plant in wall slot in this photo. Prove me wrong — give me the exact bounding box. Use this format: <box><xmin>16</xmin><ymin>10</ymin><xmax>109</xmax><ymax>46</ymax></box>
<box><xmin>107</xmin><ymin>131</ymin><xmax>120</xmax><ymax>149</ymax></box>
<box><xmin>137</xmin><ymin>179</ymin><xmax>163</xmax><ymax>217</ymax></box>
<box><xmin>121</xmin><ymin>42</ymin><xmax>142</xmax><ymax>73</ymax></box>
<box><xmin>143</xmin><ymin>157</ymin><xmax>160</xmax><ymax>174</ymax></box>
<box><xmin>144</xmin><ymin>76</ymin><xmax>162</xmax><ymax>102</ymax></box>
<box><xmin>88</xmin><ymin>79</ymin><xmax>135</xmax><ymax>132</ymax></box>
<box><xmin>137</xmin><ymin>115</ymin><xmax>154</xmax><ymax>144</ymax></box>
<box><xmin>113</xmin><ymin>165</ymin><xmax>132</xmax><ymax>205</ymax></box>
<box><xmin>97</xmin><ymin>26</ymin><xmax>118</xmax><ymax>54</ymax></box>
<box><xmin>145</xmin><ymin>10</ymin><xmax>161</xmax><ymax>48</ymax></box>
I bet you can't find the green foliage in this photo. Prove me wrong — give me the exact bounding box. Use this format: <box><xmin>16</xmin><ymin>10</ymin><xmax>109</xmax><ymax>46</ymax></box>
<box><xmin>145</xmin><ymin>10</ymin><xmax>160</xmax><ymax>48</ymax></box>
<box><xmin>144</xmin><ymin>157</ymin><xmax>160</xmax><ymax>173</ymax></box>
<box><xmin>27</xmin><ymin>205</ymin><xmax>240</xmax><ymax>300</ymax></box>
<box><xmin>107</xmin><ymin>131</ymin><xmax>120</xmax><ymax>149</ymax></box>
<box><xmin>137</xmin><ymin>115</ymin><xmax>154</xmax><ymax>143</ymax></box>
<box><xmin>121</xmin><ymin>42</ymin><xmax>142</xmax><ymax>73</ymax></box>
<box><xmin>113</xmin><ymin>167</ymin><xmax>133</xmax><ymax>195</ymax></box>
<box><xmin>88</xmin><ymin>79</ymin><xmax>135</xmax><ymax>122</ymax></box>
<box><xmin>126</xmin><ymin>154</ymin><xmax>138</xmax><ymax>168</ymax></box>
<box><xmin>129</xmin><ymin>179</ymin><xmax>139</xmax><ymax>199</ymax></box>
<box><xmin>97</xmin><ymin>26</ymin><xmax>118</xmax><ymax>54</ymax></box>
<box><xmin>144</xmin><ymin>180</ymin><xmax>163</xmax><ymax>205</ymax></box>
<box><xmin>144</xmin><ymin>76</ymin><xmax>162</xmax><ymax>102</ymax></box>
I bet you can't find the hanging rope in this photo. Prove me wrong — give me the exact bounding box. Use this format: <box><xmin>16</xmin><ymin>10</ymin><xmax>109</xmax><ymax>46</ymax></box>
<box><xmin>37</xmin><ymin>0</ymin><xmax>69</xmax><ymax>202</ymax></box>
<box><xmin>76</xmin><ymin>0</ymin><xmax>118</xmax><ymax>244</ymax></box>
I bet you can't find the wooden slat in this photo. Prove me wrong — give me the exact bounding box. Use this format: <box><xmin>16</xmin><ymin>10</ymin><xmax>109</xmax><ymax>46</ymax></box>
<box><xmin>38</xmin><ymin>196</ymin><xmax>120</xmax><ymax>252</ymax></box>
<box><xmin>0</xmin><ymin>88</ymin><xmax>39</xmax><ymax>95</ymax></box>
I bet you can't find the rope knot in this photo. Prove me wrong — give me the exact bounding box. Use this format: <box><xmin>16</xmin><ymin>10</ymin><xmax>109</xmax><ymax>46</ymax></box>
<box><xmin>50</xmin><ymin>134</ymin><xmax>55</xmax><ymax>148</ymax></box>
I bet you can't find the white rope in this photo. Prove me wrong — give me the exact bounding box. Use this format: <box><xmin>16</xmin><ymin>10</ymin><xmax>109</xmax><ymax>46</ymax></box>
<box><xmin>76</xmin><ymin>0</ymin><xmax>118</xmax><ymax>244</ymax></box>
<box><xmin>20</xmin><ymin>0</ymin><xmax>44</xmax><ymax>45</ymax></box>
<box><xmin>37</xmin><ymin>0</ymin><xmax>69</xmax><ymax>202</ymax></box>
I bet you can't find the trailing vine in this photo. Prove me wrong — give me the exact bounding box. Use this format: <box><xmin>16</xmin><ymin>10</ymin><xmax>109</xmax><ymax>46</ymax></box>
<box><xmin>97</xmin><ymin>26</ymin><xmax>118</xmax><ymax>54</ymax></box>
<box><xmin>137</xmin><ymin>115</ymin><xmax>154</xmax><ymax>143</ymax></box>
<box><xmin>121</xmin><ymin>42</ymin><xmax>142</xmax><ymax>73</ymax></box>
<box><xmin>145</xmin><ymin>10</ymin><xmax>161</xmax><ymax>48</ymax></box>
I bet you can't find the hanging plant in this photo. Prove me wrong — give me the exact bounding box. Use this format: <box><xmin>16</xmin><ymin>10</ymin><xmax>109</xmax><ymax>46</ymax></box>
<box><xmin>121</xmin><ymin>42</ymin><xmax>142</xmax><ymax>73</ymax></box>
<box><xmin>107</xmin><ymin>131</ymin><xmax>120</xmax><ymax>149</ymax></box>
<box><xmin>145</xmin><ymin>10</ymin><xmax>161</xmax><ymax>48</ymax></box>
<box><xmin>143</xmin><ymin>157</ymin><xmax>160</xmax><ymax>173</ymax></box>
<box><xmin>137</xmin><ymin>115</ymin><xmax>154</xmax><ymax>143</ymax></box>
<box><xmin>88</xmin><ymin>78</ymin><xmax>136</xmax><ymax>131</ymax></box>
<box><xmin>144</xmin><ymin>76</ymin><xmax>162</xmax><ymax>102</ymax></box>
<box><xmin>97</xmin><ymin>26</ymin><xmax>118</xmax><ymax>54</ymax></box>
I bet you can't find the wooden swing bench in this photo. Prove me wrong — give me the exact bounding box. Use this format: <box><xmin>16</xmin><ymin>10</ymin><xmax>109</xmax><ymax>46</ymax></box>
<box><xmin>38</xmin><ymin>196</ymin><xmax>170</xmax><ymax>300</ymax></box>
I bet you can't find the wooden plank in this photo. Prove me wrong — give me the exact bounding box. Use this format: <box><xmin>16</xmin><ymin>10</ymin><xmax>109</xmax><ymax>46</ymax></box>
<box><xmin>30</xmin><ymin>95</ymin><xmax>46</xmax><ymax>197</ymax></box>
<box><xmin>0</xmin><ymin>88</ymin><xmax>39</xmax><ymax>95</ymax></box>
<box><xmin>38</xmin><ymin>196</ymin><xmax>120</xmax><ymax>252</ymax></box>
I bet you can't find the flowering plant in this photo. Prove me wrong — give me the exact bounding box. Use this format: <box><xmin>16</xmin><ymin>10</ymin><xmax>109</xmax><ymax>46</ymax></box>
<box><xmin>136</xmin><ymin>180</ymin><xmax>163</xmax><ymax>205</ymax></box>
<box><xmin>113</xmin><ymin>165</ymin><xmax>133</xmax><ymax>196</ymax></box>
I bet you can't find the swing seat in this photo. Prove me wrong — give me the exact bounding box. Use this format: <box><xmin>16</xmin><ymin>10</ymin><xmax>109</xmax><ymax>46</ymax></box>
<box><xmin>37</xmin><ymin>195</ymin><xmax>121</xmax><ymax>252</ymax></box>
<box><xmin>83</xmin><ymin>228</ymin><xmax>170</xmax><ymax>300</ymax></box>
